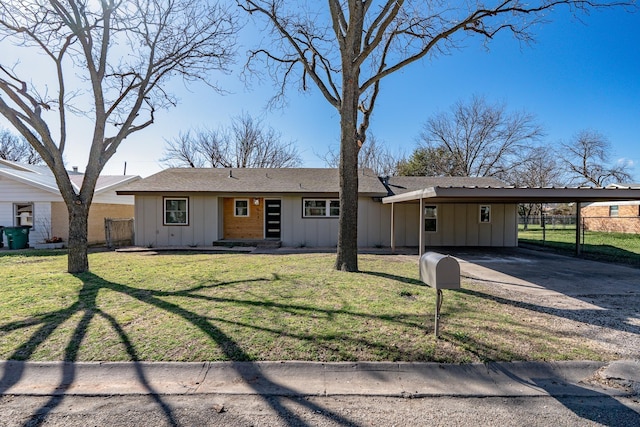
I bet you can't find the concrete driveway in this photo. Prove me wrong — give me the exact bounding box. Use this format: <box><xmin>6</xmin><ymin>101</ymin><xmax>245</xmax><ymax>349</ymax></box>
<box><xmin>452</xmin><ymin>247</ymin><xmax>639</xmax><ymax>297</ymax></box>
<box><xmin>441</xmin><ymin>247</ymin><xmax>640</xmax><ymax>359</ymax></box>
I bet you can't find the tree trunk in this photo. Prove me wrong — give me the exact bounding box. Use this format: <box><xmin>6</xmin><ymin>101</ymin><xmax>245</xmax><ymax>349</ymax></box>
<box><xmin>67</xmin><ymin>202</ymin><xmax>90</xmax><ymax>273</ymax></box>
<box><xmin>334</xmin><ymin>85</ymin><xmax>360</xmax><ymax>272</ymax></box>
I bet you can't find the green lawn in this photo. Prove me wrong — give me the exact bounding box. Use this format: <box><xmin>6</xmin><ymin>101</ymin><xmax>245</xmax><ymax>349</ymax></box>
<box><xmin>518</xmin><ymin>226</ymin><xmax>640</xmax><ymax>266</ymax></box>
<box><xmin>0</xmin><ymin>250</ymin><xmax>611</xmax><ymax>363</ymax></box>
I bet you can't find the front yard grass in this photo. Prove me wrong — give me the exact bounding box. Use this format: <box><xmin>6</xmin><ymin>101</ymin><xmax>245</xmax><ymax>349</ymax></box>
<box><xmin>0</xmin><ymin>251</ymin><xmax>611</xmax><ymax>363</ymax></box>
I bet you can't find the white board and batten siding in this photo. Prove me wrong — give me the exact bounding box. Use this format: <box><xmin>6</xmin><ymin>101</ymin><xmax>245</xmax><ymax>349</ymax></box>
<box><xmin>386</xmin><ymin>203</ymin><xmax>421</xmax><ymax>247</ymax></box>
<box><xmin>134</xmin><ymin>194</ymin><xmax>393</xmax><ymax>248</ymax></box>
<box><xmin>422</xmin><ymin>203</ymin><xmax>517</xmax><ymax>247</ymax></box>
<box><xmin>385</xmin><ymin>202</ymin><xmax>517</xmax><ymax>247</ymax></box>
<box><xmin>281</xmin><ymin>196</ymin><xmax>339</xmax><ymax>247</ymax></box>
<box><xmin>133</xmin><ymin>193</ymin><xmax>517</xmax><ymax>249</ymax></box>
<box><xmin>133</xmin><ymin>194</ymin><xmax>219</xmax><ymax>247</ymax></box>
<box><xmin>281</xmin><ymin>196</ymin><xmax>388</xmax><ymax>248</ymax></box>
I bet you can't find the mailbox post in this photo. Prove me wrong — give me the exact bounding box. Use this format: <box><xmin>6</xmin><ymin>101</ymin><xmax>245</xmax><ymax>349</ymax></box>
<box><xmin>419</xmin><ymin>252</ymin><xmax>461</xmax><ymax>337</ymax></box>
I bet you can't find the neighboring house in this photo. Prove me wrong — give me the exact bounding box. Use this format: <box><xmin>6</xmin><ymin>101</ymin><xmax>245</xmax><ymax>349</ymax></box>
<box><xmin>116</xmin><ymin>168</ymin><xmax>514</xmax><ymax>249</ymax></box>
<box><xmin>0</xmin><ymin>159</ymin><xmax>140</xmax><ymax>246</ymax></box>
<box><xmin>581</xmin><ymin>183</ymin><xmax>640</xmax><ymax>234</ymax></box>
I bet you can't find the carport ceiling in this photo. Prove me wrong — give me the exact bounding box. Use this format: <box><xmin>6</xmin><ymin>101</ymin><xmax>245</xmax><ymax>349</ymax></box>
<box><xmin>382</xmin><ymin>186</ymin><xmax>640</xmax><ymax>204</ymax></box>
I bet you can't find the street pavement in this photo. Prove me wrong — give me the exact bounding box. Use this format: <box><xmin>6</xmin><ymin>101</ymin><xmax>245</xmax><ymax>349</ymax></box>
<box><xmin>1</xmin><ymin>360</ymin><xmax>639</xmax><ymax>426</ymax></box>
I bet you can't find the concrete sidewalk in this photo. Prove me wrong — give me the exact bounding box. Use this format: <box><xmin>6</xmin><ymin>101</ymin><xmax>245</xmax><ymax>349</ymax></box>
<box><xmin>1</xmin><ymin>360</ymin><xmax>638</xmax><ymax>398</ymax></box>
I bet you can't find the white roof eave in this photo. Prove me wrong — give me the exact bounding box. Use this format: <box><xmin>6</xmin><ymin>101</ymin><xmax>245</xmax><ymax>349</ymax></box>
<box><xmin>94</xmin><ymin>175</ymin><xmax>141</xmax><ymax>194</ymax></box>
<box><xmin>0</xmin><ymin>169</ymin><xmax>60</xmax><ymax>194</ymax></box>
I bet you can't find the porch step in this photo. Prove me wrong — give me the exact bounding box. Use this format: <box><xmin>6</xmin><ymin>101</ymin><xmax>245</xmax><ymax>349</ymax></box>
<box><xmin>212</xmin><ymin>239</ymin><xmax>282</xmax><ymax>249</ymax></box>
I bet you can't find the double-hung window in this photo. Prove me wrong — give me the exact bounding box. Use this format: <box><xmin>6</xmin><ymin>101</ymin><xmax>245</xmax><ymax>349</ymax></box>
<box><xmin>235</xmin><ymin>199</ymin><xmax>249</xmax><ymax>217</ymax></box>
<box><xmin>424</xmin><ymin>205</ymin><xmax>437</xmax><ymax>232</ymax></box>
<box><xmin>14</xmin><ymin>203</ymin><xmax>34</xmax><ymax>227</ymax></box>
<box><xmin>303</xmin><ymin>199</ymin><xmax>339</xmax><ymax>217</ymax></box>
<box><xmin>480</xmin><ymin>205</ymin><xmax>491</xmax><ymax>223</ymax></box>
<box><xmin>609</xmin><ymin>205</ymin><xmax>619</xmax><ymax>217</ymax></box>
<box><xmin>164</xmin><ymin>197</ymin><xmax>188</xmax><ymax>225</ymax></box>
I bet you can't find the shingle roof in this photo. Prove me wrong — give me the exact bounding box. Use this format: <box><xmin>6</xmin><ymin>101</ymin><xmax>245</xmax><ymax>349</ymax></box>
<box><xmin>117</xmin><ymin>168</ymin><xmax>388</xmax><ymax>195</ymax></box>
<box><xmin>385</xmin><ymin>176</ymin><xmax>507</xmax><ymax>195</ymax></box>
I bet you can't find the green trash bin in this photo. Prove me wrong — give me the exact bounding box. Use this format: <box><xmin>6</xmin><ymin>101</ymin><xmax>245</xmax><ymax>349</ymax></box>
<box><xmin>0</xmin><ymin>226</ymin><xmax>4</xmax><ymax>248</ymax></box>
<box><xmin>4</xmin><ymin>226</ymin><xmax>30</xmax><ymax>250</ymax></box>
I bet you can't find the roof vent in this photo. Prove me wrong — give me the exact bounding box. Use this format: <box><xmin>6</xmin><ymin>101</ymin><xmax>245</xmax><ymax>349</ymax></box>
<box><xmin>72</xmin><ymin>166</ymin><xmax>78</xmax><ymax>173</ymax></box>
<box><xmin>228</xmin><ymin>169</ymin><xmax>233</xmax><ymax>178</ymax></box>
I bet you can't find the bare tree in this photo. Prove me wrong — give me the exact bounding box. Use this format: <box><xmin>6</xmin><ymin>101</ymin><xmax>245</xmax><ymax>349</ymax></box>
<box><xmin>506</xmin><ymin>146</ymin><xmax>565</xmax><ymax>187</ymax></box>
<box><xmin>418</xmin><ymin>95</ymin><xmax>544</xmax><ymax>179</ymax></box>
<box><xmin>162</xmin><ymin>131</ymin><xmax>206</xmax><ymax>168</ymax></box>
<box><xmin>560</xmin><ymin>129</ymin><xmax>633</xmax><ymax>186</ymax></box>
<box><xmin>237</xmin><ymin>1</ymin><xmax>629</xmax><ymax>272</ymax></box>
<box><xmin>0</xmin><ymin>126</ymin><xmax>42</xmax><ymax>164</ymax></box>
<box><xmin>322</xmin><ymin>136</ymin><xmax>401</xmax><ymax>176</ymax></box>
<box><xmin>505</xmin><ymin>146</ymin><xmax>565</xmax><ymax>229</ymax></box>
<box><xmin>0</xmin><ymin>0</ymin><xmax>237</xmax><ymax>273</ymax></box>
<box><xmin>162</xmin><ymin>113</ymin><xmax>301</xmax><ymax>168</ymax></box>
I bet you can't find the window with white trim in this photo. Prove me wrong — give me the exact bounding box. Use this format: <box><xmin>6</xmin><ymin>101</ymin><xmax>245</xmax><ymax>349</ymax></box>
<box><xmin>480</xmin><ymin>205</ymin><xmax>491</xmax><ymax>223</ymax></box>
<box><xmin>609</xmin><ymin>205</ymin><xmax>619</xmax><ymax>217</ymax></box>
<box><xmin>235</xmin><ymin>199</ymin><xmax>249</xmax><ymax>217</ymax></box>
<box><xmin>14</xmin><ymin>203</ymin><xmax>34</xmax><ymax>227</ymax></box>
<box><xmin>303</xmin><ymin>199</ymin><xmax>340</xmax><ymax>217</ymax></box>
<box><xmin>164</xmin><ymin>197</ymin><xmax>188</xmax><ymax>225</ymax></box>
<box><xmin>424</xmin><ymin>205</ymin><xmax>437</xmax><ymax>232</ymax></box>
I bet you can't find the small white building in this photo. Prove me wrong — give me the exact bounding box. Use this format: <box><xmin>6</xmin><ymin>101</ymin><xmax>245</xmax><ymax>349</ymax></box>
<box><xmin>0</xmin><ymin>159</ymin><xmax>139</xmax><ymax>246</ymax></box>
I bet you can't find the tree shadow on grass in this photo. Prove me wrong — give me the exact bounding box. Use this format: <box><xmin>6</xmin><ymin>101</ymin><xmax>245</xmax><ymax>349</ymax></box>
<box><xmin>360</xmin><ymin>270</ymin><xmax>424</xmax><ymax>287</ymax></box>
<box><xmin>458</xmin><ymin>287</ymin><xmax>640</xmax><ymax>337</ymax></box>
<box><xmin>0</xmin><ymin>272</ymin><xmax>368</xmax><ymax>427</ymax></box>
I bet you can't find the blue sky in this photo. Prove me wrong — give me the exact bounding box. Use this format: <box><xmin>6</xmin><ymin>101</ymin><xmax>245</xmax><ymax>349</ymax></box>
<box><xmin>3</xmin><ymin>5</ymin><xmax>639</xmax><ymax>181</ymax></box>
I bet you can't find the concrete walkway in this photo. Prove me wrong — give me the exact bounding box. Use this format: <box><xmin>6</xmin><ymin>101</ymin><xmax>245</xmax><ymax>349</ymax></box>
<box><xmin>1</xmin><ymin>360</ymin><xmax>638</xmax><ymax>398</ymax></box>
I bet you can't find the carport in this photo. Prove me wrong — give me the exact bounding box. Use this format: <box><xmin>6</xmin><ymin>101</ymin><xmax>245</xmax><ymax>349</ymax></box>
<box><xmin>382</xmin><ymin>185</ymin><xmax>640</xmax><ymax>256</ymax></box>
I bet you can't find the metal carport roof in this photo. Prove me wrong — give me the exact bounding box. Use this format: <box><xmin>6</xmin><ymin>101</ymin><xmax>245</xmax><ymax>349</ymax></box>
<box><xmin>382</xmin><ymin>185</ymin><xmax>640</xmax><ymax>204</ymax></box>
<box><xmin>381</xmin><ymin>185</ymin><xmax>640</xmax><ymax>256</ymax></box>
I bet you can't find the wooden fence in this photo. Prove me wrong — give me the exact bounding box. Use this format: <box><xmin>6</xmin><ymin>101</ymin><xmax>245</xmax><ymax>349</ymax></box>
<box><xmin>104</xmin><ymin>218</ymin><xmax>134</xmax><ymax>248</ymax></box>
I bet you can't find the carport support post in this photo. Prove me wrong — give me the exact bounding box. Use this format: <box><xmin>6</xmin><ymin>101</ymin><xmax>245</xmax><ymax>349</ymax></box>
<box><xmin>390</xmin><ymin>202</ymin><xmax>396</xmax><ymax>254</ymax></box>
<box><xmin>575</xmin><ymin>201</ymin><xmax>581</xmax><ymax>255</ymax></box>
<box><xmin>419</xmin><ymin>198</ymin><xmax>424</xmax><ymax>257</ymax></box>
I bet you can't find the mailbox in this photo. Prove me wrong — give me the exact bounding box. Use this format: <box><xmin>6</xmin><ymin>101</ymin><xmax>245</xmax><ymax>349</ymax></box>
<box><xmin>419</xmin><ymin>252</ymin><xmax>461</xmax><ymax>337</ymax></box>
<box><xmin>419</xmin><ymin>252</ymin><xmax>460</xmax><ymax>289</ymax></box>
